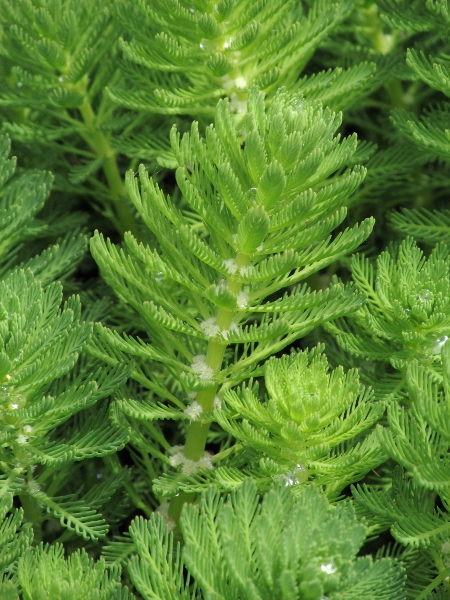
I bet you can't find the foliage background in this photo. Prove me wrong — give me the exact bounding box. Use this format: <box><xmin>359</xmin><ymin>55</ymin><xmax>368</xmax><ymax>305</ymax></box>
<box><xmin>1</xmin><ymin>0</ymin><xmax>450</xmax><ymax>598</ymax></box>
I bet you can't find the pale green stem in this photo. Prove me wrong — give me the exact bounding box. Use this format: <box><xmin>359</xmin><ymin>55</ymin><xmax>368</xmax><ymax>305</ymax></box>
<box><xmin>19</xmin><ymin>490</ymin><xmax>42</xmax><ymax>543</ymax></box>
<box><xmin>365</xmin><ymin>4</ymin><xmax>411</xmax><ymax>110</ymax></box>
<box><xmin>415</xmin><ymin>566</ymin><xmax>450</xmax><ymax>600</ymax></box>
<box><xmin>168</xmin><ymin>253</ymin><xmax>249</xmax><ymax>521</ymax></box>
<box><xmin>77</xmin><ymin>95</ymin><xmax>140</xmax><ymax>238</ymax></box>
<box><xmin>18</xmin><ymin>463</ymin><xmax>42</xmax><ymax>543</ymax></box>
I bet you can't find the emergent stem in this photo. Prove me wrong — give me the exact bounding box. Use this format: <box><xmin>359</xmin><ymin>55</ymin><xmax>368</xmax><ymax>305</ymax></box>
<box><xmin>77</xmin><ymin>96</ymin><xmax>140</xmax><ymax>238</ymax></box>
<box><xmin>168</xmin><ymin>253</ymin><xmax>249</xmax><ymax>521</ymax></box>
<box><xmin>19</xmin><ymin>476</ymin><xmax>43</xmax><ymax>543</ymax></box>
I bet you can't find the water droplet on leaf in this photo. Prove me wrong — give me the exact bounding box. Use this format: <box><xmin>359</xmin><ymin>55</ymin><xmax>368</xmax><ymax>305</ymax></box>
<box><xmin>247</xmin><ymin>188</ymin><xmax>257</xmax><ymax>203</ymax></box>
<box><xmin>321</xmin><ymin>560</ymin><xmax>337</xmax><ymax>574</ymax></box>
<box><xmin>432</xmin><ymin>335</ymin><xmax>448</xmax><ymax>354</ymax></box>
<box><xmin>417</xmin><ymin>289</ymin><xmax>432</xmax><ymax>302</ymax></box>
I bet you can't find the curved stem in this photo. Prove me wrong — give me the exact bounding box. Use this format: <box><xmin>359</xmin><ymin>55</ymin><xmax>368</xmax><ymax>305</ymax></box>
<box><xmin>77</xmin><ymin>95</ymin><xmax>140</xmax><ymax>238</ymax></box>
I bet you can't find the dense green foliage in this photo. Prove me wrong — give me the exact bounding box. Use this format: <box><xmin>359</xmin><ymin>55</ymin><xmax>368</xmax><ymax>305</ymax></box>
<box><xmin>1</xmin><ymin>0</ymin><xmax>450</xmax><ymax>598</ymax></box>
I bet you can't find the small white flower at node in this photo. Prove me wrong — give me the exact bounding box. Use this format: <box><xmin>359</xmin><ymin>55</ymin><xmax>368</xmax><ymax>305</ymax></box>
<box><xmin>190</xmin><ymin>355</ymin><xmax>215</xmax><ymax>380</ymax></box>
<box><xmin>221</xmin><ymin>75</ymin><xmax>234</xmax><ymax>90</ymax></box>
<box><xmin>197</xmin><ymin>453</ymin><xmax>214</xmax><ymax>470</ymax></box>
<box><xmin>236</xmin><ymin>291</ymin><xmax>249</xmax><ymax>309</ymax></box>
<box><xmin>215</xmin><ymin>279</ymin><xmax>227</xmax><ymax>293</ymax></box>
<box><xmin>234</xmin><ymin>76</ymin><xmax>247</xmax><ymax>90</ymax></box>
<box><xmin>181</xmin><ymin>459</ymin><xmax>197</xmax><ymax>474</ymax></box>
<box><xmin>223</xmin><ymin>258</ymin><xmax>238</xmax><ymax>274</ymax></box>
<box><xmin>16</xmin><ymin>434</ymin><xmax>28</xmax><ymax>444</ymax></box>
<box><xmin>187</xmin><ymin>392</ymin><xmax>197</xmax><ymax>400</ymax></box>
<box><xmin>23</xmin><ymin>425</ymin><xmax>33</xmax><ymax>433</ymax></box>
<box><xmin>27</xmin><ymin>480</ymin><xmax>40</xmax><ymax>494</ymax></box>
<box><xmin>191</xmin><ymin>355</ymin><xmax>206</xmax><ymax>366</ymax></box>
<box><xmin>230</xmin><ymin>93</ymin><xmax>247</xmax><ymax>115</ymax></box>
<box><xmin>442</xmin><ymin>541</ymin><xmax>450</xmax><ymax>554</ymax></box>
<box><xmin>213</xmin><ymin>396</ymin><xmax>222</xmax><ymax>410</ymax></box>
<box><xmin>169</xmin><ymin>449</ymin><xmax>185</xmax><ymax>467</ymax></box>
<box><xmin>184</xmin><ymin>401</ymin><xmax>203</xmax><ymax>421</ymax></box>
<box><xmin>169</xmin><ymin>446</ymin><xmax>215</xmax><ymax>474</ymax></box>
<box><xmin>181</xmin><ymin>452</ymin><xmax>214</xmax><ymax>474</ymax></box>
<box><xmin>156</xmin><ymin>502</ymin><xmax>176</xmax><ymax>532</ymax></box>
<box><xmin>221</xmin><ymin>321</ymin><xmax>238</xmax><ymax>340</ymax></box>
<box><xmin>239</xmin><ymin>265</ymin><xmax>251</xmax><ymax>276</ymax></box>
<box><xmin>200</xmin><ymin>317</ymin><xmax>221</xmax><ymax>338</ymax></box>
<box><xmin>5</xmin><ymin>374</ymin><xmax>12</xmax><ymax>381</ymax></box>
<box><xmin>9</xmin><ymin>403</ymin><xmax>19</xmax><ymax>410</ymax></box>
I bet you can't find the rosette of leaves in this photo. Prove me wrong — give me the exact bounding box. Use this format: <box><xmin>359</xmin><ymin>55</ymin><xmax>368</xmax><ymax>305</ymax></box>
<box><xmin>115</xmin><ymin>480</ymin><xmax>406</xmax><ymax>600</ymax></box>
<box><xmin>213</xmin><ymin>346</ymin><xmax>386</xmax><ymax>496</ymax></box>
<box><xmin>90</xmin><ymin>87</ymin><xmax>374</xmax><ymax>513</ymax></box>
<box><xmin>0</xmin><ymin>269</ymin><xmax>130</xmax><ymax>542</ymax></box>
<box><xmin>325</xmin><ymin>238</ymin><xmax>450</xmax><ymax>381</ymax></box>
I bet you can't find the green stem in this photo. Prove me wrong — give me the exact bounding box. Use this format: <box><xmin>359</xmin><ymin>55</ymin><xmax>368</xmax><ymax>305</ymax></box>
<box><xmin>19</xmin><ymin>491</ymin><xmax>42</xmax><ymax>543</ymax></box>
<box><xmin>168</xmin><ymin>253</ymin><xmax>249</xmax><ymax>520</ymax></box>
<box><xmin>77</xmin><ymin>95</ymin><xmax>140</xmax><ymax>238</ymax></box>
<box><xmin>415</xmin><ymin>566</ymin><xmax>450</xmax><ymax>600</ymax></box>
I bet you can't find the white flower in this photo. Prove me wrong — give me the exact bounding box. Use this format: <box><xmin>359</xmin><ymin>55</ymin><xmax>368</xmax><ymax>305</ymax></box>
<box><xmin>213</xmin><ymin>396</ymin><xmax>222</xmax><ymax>409</ymax></box>
<box><xmin>234</xmin><ymin>76</ymin><xmax>247</xmax><ymax>90</ymax></box>
<box><xmin>169</xmin><ymin>446</ymin><xmax>214</xmax><ymax>474</ymax></box>
<box><xmin>223</xmin><ymin>258</ymin><xmax>238</xmax><ymax>274</ymax></box>
<box><xmin>191</xmin><ymin>355</ymin><xmax>215</xmax><ymax>380</ymax></box>
<box><xmin>182</xmin><ymin>452</ymin><xmax>214</xmax><ymax>474</ymax></box>
<box><xmin>200</xmin><ymin>317</ymin><xmax>221</xmax><ymax>338</ymax></box>
<box><xmin>184</xmin><ymin>401</ymin><xmax>203</xmax><ymax>421</ymax></box>
<box><xmin>230</xmin><ymin>93</ymin><xmax>247</xmax><ymax>115</ymax></box>
<box><xmin>169</xmin><ymin>450</ymin><xmax>185</xmax><ymax>467</ymax></box>
<box><xmin>236</xmin><ymin>291</ymin><xmax>249</xmax><ymax>309</ymax></box>
<box><xmin>156</xmin><ymin>502</ymin><xmax>176</xmax><ymax>532</ymax></box>
<box><xmin>27</xmin><ymin>480</ymin><xmax>41</xmax><ymax>494</ymax></box>
<box><xmin>221</xmin><ymin>320</ymin><xmax>239</xmax><ymax>340</ymax></box>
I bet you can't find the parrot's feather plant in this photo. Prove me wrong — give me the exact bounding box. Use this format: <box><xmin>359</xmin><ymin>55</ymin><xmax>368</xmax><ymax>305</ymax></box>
<box><xmin>2</xmin><ymin>0</ymin><xmax>450</xmax><ymax>598</ymax></box>
<box><xmin>90</xmin><ymin>87</ymin><xmax>374</xmax><ymax>516</ymax></box>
